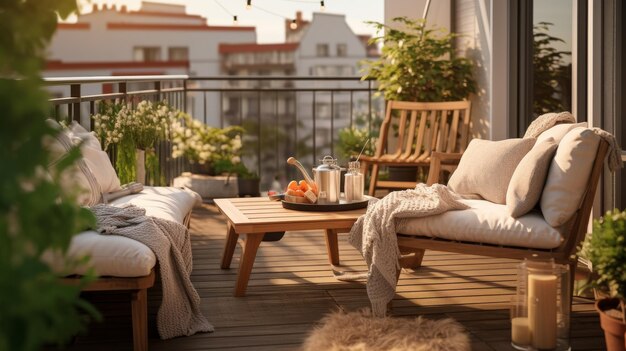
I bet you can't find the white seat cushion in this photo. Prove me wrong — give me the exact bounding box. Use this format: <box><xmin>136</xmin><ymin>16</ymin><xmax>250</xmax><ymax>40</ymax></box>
<box><xmin>396</xmin><ymin>199</ymin><xmax>563</xmax><ymax>249</ymax></box>
<box><xmin>109</xmin><ymin>186</ymin><xmax>202</xmax><ymax>223</ymax></box>
<box><xmin>47</xmin><ymin>231</ymin><xmax>157</xmax><ymax>277</ymax></box>
<box><xmin>47</xmin><ymin>186</ymin><xmax>201</xmax><ymax>277</ymax></box>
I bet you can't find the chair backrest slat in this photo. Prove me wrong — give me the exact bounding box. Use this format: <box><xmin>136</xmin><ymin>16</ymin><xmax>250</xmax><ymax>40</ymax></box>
<box><xmin>376</xmin><ymin>100</ymin><xmax>472</xmax><ymax>162</ymax></box>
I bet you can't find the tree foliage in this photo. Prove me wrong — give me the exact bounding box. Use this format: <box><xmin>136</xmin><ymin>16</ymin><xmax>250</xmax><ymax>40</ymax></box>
<box><xmin>532</xmin><ymin>22</ymin><xmax>572</xmax><ymax>116</ymax></box>
<box><xmin>361</xmin><ymin>17</ymin><xmax>477</xmax><ymax>102</ymax></box>
<box><xmin>0</xmin><ymin>1</ymin><xmax>99</xmax><ymax>350</ymax></box>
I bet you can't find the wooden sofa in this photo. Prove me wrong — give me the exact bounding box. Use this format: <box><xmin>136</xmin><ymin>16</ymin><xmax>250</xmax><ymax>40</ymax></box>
<box><xmin>397</xmin><ymin>139</ymin><xmax>610</xmax><ymax>304</ymax></box>
<box><xmin>57</xmin><ymin>187</ymin><xmax>200</xmax><ymax>351</ymax></box>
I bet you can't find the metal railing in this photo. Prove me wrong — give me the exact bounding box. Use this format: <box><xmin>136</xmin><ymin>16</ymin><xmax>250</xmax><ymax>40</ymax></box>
<box><xmin>45</xmin><ymin>75</ymin><xmax>382</xmax><ymax>189</ymax></box>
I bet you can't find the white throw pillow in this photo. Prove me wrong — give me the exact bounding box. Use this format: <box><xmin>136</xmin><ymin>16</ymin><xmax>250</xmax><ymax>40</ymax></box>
<box><xmin>540</xmin><ymin>127</ymin><xmax>600</xmax><ymax>227</ymax></box>
<box><xmin>537</xmin><ymin>122</ymin><xmax>587</xmax><ymax>144</ymax></box>
<box><xmin>448</xmin><ymin>138</ymin><xmax>536</xmax><ymax>204</ymax></box>
<box><xmin>45</xmin><ymin>120</ymin><xmax>101</xmax><ymax>206</ymax></box>
<box><xmin>70</xmin><ymin>122</ymin><xmax>122</xmax><ymax>194</ymax></box>
<box><xmin>506</xmin><ymin>138</ymin><xmax>558</xmax><ymax>218</ymax></box>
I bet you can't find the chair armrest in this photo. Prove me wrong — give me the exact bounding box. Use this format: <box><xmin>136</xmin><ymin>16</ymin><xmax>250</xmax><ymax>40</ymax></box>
<box><xmin>426</xmin><ymin>152</ymin><xmax>463</xmax><ymax>186</ymax></box>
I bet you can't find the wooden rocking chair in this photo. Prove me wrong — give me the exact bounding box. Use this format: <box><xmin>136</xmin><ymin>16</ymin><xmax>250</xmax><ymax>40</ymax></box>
<box><xmin>360</xmin><ymin>100</ymin><xmax>472</xmax><ymax>196</ymax></box>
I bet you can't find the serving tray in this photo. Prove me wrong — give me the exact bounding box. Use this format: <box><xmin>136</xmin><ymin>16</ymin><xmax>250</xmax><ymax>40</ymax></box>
<box><xmin>281</xmin><ymin>196</ymin><xmax>371</xmax><ymax>212</ymax></box>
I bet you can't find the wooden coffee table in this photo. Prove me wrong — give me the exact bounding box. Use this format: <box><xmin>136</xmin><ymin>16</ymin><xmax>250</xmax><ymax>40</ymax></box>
<box><xmin>214</xmin><ymin>197</ymin><xmax>367</xmax><ymax>296</ymax></box>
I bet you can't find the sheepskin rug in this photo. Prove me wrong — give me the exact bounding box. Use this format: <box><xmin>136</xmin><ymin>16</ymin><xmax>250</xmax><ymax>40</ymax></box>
<box><xmin>302</xmin><ymin>309</ymin><xmax>470</xmax><ymax>351</ymax></box>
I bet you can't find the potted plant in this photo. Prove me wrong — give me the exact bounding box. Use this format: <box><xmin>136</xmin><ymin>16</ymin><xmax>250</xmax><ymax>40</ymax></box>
<box><xmin>92</xmin><ymin>100</ymin><xmax>175</xmax><ymax>185</ymax></box>
<box><xmin>171</xmin><ymin>113</ymin><xmax>244</xmax><ymax>199</ymax></box>
<box><xmin>579</xmin><ymin>209</ymin><xmax>626</xmax><ymax>351</ymax></box>
<box><xmin>230</xmin><ymin>163</ymin><xmax>260</xmax><ymax>197</ymax></box>
<box><xmin>361</xmin><ymin>17</ymin><xmax>477</xmax><ymax>183</ymax></box>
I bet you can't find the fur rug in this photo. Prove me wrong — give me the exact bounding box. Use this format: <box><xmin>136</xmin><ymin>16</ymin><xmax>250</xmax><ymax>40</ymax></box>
<box><xmin>302</xmin><ymin>309</ymin><xmax>470</xmax><ymax>351</ymax></box>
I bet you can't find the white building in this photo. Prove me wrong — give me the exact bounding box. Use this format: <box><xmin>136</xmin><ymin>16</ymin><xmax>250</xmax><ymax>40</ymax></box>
<box><xmin>45</xmin><ymin>1</ymin><xmax>256</xmax><ymax>125</ymax></box>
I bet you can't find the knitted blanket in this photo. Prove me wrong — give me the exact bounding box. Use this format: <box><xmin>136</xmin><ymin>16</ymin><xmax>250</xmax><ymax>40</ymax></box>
<box><xmin>524</xmin><ymin>111</ymin><xmax>623</xmax><ymax>171</ymax></box>
<box><xmin>91</xmin><ymin>204</ymin><xmax>213</xmax><ymax>339</ymax></box>
<box><xmin>348</xmin><ymin>184</ymin><xmax>469</xmax><ymax>316</ymax></box>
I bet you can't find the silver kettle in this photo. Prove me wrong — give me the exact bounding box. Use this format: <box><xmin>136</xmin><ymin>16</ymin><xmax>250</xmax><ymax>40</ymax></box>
<box><xmin>313</xmin><ymin>155</ymin><xmax>341</xmax><ymax>203</ymax></box>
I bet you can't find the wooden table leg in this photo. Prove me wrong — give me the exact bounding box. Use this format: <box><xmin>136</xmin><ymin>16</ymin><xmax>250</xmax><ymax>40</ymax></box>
<box><xmin>234</xmin><ymin>233</ymin><xmax>265</xmax><ymax>297</ymax></box>
<box><xmin>221</xmin><ymin>224</ymin><xmax>238</xmax><ymax>269</ymax></box>
<box><xmin>324</xmin><ymin>229</ymin><xmax>340</xmax><ymax>266</ymax></box>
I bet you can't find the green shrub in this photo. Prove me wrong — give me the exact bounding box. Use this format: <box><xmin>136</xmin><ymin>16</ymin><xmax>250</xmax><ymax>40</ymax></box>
<box><xmin>0</xmin><ymin>1</ymin><xmax>100</xmax><ymax>350</ymax></box>
<box><xmin>580</xmin><ymin>209</ymin><xmax>626</xmax><ymax>301</ymax></box>
<box><xmin>361</xmin><ymin>17</ymin><xmax>476</xmax><ymax>102</ymax></box>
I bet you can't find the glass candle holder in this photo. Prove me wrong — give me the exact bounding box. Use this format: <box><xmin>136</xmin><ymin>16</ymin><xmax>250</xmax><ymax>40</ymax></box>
<box><xmin>512</xmin><ymin>259</ymin><xmax>571</xmax><ymax>351</ymax></box>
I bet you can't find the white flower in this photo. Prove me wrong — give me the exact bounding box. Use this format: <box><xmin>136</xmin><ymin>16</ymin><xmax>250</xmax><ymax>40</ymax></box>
<box><xmin>231</xmin><ymin>156</ymin><xmax>240</xmax><ymax>164</ymax></box>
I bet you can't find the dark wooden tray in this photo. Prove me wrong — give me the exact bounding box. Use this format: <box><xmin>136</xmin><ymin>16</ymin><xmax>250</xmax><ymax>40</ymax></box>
<box><xmin>281</xmin><ymin>196</ymin><xmax>370</xmax><ymax>212</ymax></box>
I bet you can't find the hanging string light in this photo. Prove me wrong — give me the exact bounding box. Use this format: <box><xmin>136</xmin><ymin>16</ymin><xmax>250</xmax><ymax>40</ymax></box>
<box><xmin>290</xmin><ymin>19</ymin><xmax>298</xmax><ymax>29</ymax></box>
<box><xmin>213</xmin><ymin>0</ymin><xmax>239</xmax><ymax>26</ymax></box>
<box><xmin>320</xmin><ymin>1</ymin><xmax>325</xmax><ymax>11</ymax></box>
<box><xmin>246</xmin><ymin>0</ymin><xmax>252</xmax><ymax>10</ymax></box>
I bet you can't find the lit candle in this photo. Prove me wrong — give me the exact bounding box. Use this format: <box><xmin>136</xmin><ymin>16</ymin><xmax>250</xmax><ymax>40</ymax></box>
<box><xmin>528</xmin><ymin>274</ymin><xmax>557</xmax><ymax>350</ymax></box>
<box><xmin>511</xmin><ymin>317</ymin><xmax>531</xmax><ymax>346</ymax></box>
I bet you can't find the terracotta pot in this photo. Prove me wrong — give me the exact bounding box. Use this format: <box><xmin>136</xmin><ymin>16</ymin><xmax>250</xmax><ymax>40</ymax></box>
<box><xmin>595</xmin><ymin>298</ymin><xmax>626</xmax><ymax>351</ymax></box>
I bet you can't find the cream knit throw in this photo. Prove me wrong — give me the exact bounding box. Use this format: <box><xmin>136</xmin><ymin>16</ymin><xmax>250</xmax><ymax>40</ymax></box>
<box><xmin>523</xmin><ymin>111</ymin><xmax>576</xmax><ymax>138</ymax></box>
<box><xmin>524</xmin><ymin>111</ymin><xmax>623</xmax><ymax>171</ymax></box>
<box><xmin>348</xmin><ymin>184</ymin><xmax>469</xmax><ymax>317</ymax></box>
<box><xmin>91</xmin><ymin>204</ymin><xmax>213</xmax><ymax>339</ymax></box>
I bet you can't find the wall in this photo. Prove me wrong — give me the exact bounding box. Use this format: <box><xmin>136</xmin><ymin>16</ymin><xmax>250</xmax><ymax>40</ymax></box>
<box><xmin>384</xmin><ymin>0</ymin><xmax>451</xmax><ymax>30</ymax></box>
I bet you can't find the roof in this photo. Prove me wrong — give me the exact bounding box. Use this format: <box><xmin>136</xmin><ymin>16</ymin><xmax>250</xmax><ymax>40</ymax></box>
<box><xmin>106</xmin><ymin>23</ymin><xmax>255</xmax><ymax>32</ymax></box>
<box><xmin>219</xmin><ymin>43</ymin><xmax>299</xmax><ymax>54</ymax></box>
<box><xmin>45</xmin><ymin>60</ymin><xmax>189</xmax><ymax>70</ymax></box>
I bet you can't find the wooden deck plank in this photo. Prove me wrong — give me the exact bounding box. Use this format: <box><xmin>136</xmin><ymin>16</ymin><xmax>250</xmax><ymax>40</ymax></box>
<box><xmin>58</xmin><ymin>203</ymin><xmax>604</xmax><ymax>350</ymax></box>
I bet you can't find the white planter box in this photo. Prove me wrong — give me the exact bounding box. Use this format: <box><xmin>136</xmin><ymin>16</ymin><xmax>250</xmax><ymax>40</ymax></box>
<box><xmin>173</xmin><ymin>172</ymin><xmax>238</xmax><ymax>199</ymax></box>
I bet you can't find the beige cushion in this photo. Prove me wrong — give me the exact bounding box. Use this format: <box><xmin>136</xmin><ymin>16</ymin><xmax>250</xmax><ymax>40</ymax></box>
<box><xmin>540</xmin><ymin>127</ymin><xmax>600</xmax><ymax>227</ymax></box>
<box><xmin>69</xmin><ymin>122</ymin><xmax>122</xmax><ymax>194</ymax></box>
<box><xmin>44</xmin><ymin>120</ymin><xmax>101</xmax><ymax>206</ymax></box>
<box><xmin>506</xmin><ymin>138</ymin><xmax>558</xmax><ymax>218</ymax></box>
<box><xmin>46</xmin><ymin>186</ymin><xmax>201</xmax><ymax>277</ymax></box>
<box><xmin>537</xmin><ymin>122</ymin><xmax>587</xmax><ymax>144</ymax></box>
<box><xmin>396</xmin><ymin>199</ymin><xmax>564</xmax><ymax>249</ymax></box>
<box><xmin>448</xmin><ymin>138</ymin><xmax>536</xmax><ymax>204</ymax></box>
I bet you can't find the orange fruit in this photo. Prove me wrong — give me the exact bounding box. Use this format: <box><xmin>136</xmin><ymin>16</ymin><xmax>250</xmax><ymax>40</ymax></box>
<box><xmin>294</xmin><ymin>189</ymin><xmax>305</xmax><ymax>197</ymax></box>
<box><xmin>298</xmin><ymin>180</ymin><xmax>309</xmax><ymax>192</ymax></box>
<box><xmin>287</xmin><ymin>180</ymin><xmax>299</xmax><ymax>191</ymax></box>
<box><xmin>286</xmin><ymin>189</ymin><xmax>298</xmax><ymax>197</ymax></box>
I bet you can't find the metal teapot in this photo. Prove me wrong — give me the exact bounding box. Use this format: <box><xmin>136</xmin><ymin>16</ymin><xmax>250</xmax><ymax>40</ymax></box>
<box><xmin>313</xmin><ymin>155</ymin><xmax>341</xmax><ymax>203</ymax></box>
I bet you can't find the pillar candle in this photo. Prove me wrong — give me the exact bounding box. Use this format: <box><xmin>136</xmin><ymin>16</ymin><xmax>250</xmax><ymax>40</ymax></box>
<box><xmin>528</xmin><ymin>273</ymin><xmax>557</xmax><ymax>350</ymax></box>
<box><xmin>511</xmin><ymin>317</ymin><xmax>531</xmax><ymax>346</ymax></box>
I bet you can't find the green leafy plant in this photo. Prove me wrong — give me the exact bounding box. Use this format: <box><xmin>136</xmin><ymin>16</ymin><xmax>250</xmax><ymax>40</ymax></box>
<box><xmin>579</xmin><ymin>209</ymin><xmax>626</xmax><ymax>321</ymax></box>
<box><xmin>0</xmin><ymin>1</ymin><xmax>100</xmax><ymax>350</ymax></box>
<box><xmin>361</xmin><ymin>17</ymin><xmax>477</xmax><ymax>102</ymax></box>
<box><xmin>533</xmin><ymin>22</ymin><xmax>572</xmax><ymax>116</ymax></box>
<box><xmin>171</xmin><ymin>112</ymin><xmax>244</xmax><ymax>175</ymax></box>
<box><xmin>337</xmin><ymin>113</ymin><xmax>382</xmax><ymax>164</ymax></box>
<box><xmin>92</xmin><ymin>100</ymin><xmax>176</xmax><ymax>185</ymax></box>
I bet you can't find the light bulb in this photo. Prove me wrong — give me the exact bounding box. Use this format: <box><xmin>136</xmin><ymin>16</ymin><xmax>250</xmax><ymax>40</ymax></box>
<box><xmin>246</xmin><ymin>0</ymin><xmax>251</xmax><ymax>10</ymax></box>
<box><xmin>290</xmin><ymin>19</ymin><xmax>298</xmax><ymax>30</ymax></box>
<box><xmin>233</xmin><ymin>15</ymin><xmax>238</xmax><ymax>25</ymax></box>
<box><xmin>320</xmin><ymin>1</ymin><xmax>325</xmax><ymax>11</ymax></box>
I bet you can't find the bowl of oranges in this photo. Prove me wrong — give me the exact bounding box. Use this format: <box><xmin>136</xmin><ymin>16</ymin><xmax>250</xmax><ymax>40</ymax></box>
<box><xmin>284</xmin><ymin>180</ymin><xmax>318</xmax><ymax>204</ymax></box>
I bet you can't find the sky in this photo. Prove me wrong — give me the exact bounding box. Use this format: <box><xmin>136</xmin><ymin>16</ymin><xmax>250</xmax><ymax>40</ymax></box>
<box><xmin>77</xmin><ymin>0</ymin><xmax>385</xmax><ymax>43</ymax></box>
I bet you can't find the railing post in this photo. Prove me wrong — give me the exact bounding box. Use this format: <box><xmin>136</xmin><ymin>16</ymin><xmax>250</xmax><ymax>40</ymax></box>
<box><xmin>368</xmin><ymin>79</ymin><xmax>372</xmax><ymax>135</ymax></box>
<box><xmin>70</xmin><ymin>84</ymin><xmax>81</xmax><ymax>122</ymax></box>
<box><xmin>183</xmin><ymin>79</ymin><xmax>188</xmax><ymax>113</ymax></box>
<box><xmin>154</xmin><ymin>81</ymin><xmax>161</xmax><ymax>102</ymax></box>
<box><xmin>119</xmin><ymin>82</ymin><xmax>127</xmax><ymax>104</ymax></box>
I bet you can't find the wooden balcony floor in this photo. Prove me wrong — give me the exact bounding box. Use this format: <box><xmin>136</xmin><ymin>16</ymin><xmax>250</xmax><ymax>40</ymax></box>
<box><xmin>66</xmin><ymin>203</ymin><xmax>605</xmax><ymax>351</ymax></box>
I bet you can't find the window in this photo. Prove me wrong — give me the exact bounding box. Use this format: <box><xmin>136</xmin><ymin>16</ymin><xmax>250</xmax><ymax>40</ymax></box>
<box><xmin>133</xmin><ymin>47</ymin><xmax>161</xmax><ymax>62</ymax></box>
<box><xmin>168</xmin><ymin>47</ymin><xmax>189</xmax><ymax>61</ymax></box>
<box><xmin>336</xmin><ymin>43</ymin><xmax>348</xmax><ymax>57</ymax></box>
<box><xmin>316</xmin><ymin>43</ymin><xmax>329</xmax><ymax>57</ymax></box>
<box><xmin>512</xmin><ymin>0</ymin><xmax>586</xmax><ymax>135</ymax></box>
